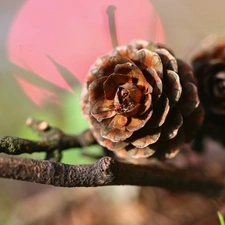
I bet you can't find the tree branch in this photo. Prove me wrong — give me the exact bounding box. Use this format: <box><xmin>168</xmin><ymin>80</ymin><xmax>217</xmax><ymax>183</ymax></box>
<box><xmin>0</xmin><ymin>155</ymin><xmax>224</xmax><ymax>197</ymax></box>
<box><xmin>0</xmin><ymin>117</ymin><xmax>224</xmax><ymax>197</ymax></box>
<box><xmin>0</xmin><ymin>117</ymin><xmax>97</xmax><ymax>161</ymax></box>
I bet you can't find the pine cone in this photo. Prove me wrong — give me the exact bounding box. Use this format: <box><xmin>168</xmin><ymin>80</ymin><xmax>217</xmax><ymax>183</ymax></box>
<box><xmin>81</xmin><ymin>40</ymin><xmax>204</xmax><ymax>159</ymax></box>
<box><xmin>191</xmin><ymin>35</ymin><xmax>225</xmax><ymax>148</ymax></box>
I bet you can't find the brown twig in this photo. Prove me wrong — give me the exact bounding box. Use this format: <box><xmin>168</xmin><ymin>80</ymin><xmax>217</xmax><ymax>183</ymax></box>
<box><xmin>25</xmin><ymin>117</ymin><xmax>97</xmax><ymax>148</ymax></box>
<box><xmin>0</xmin><ymin>117</ymin><xmax>224</xmax><ymax>197</ymax></box>
<box><xmin>0</xmin><ymin>117</ymin><xmax>97</xmax><ymax>161</ymax></box>
<box><xmin>0</xmin><ymin>155</ymin><xmax>224</xmax><ymax>197</ymax></box>
<box><xmin>106</xmin><ymin>5</ymin><xmax>118</xmax><ymax>48</ymax></box>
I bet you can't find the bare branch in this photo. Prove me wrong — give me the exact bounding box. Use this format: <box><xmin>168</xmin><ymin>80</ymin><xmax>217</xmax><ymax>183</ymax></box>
<box><xmin>0</xmin><ymin>117</ymin><xmax>97</xmax><ymax>161</ymax></box>
<box><xmin>25</xmin><ymin>117</ymin><xmax>96</xmax><ymax>147</ymax></box>
<box><xmin>0</xmin><ymin>155</ymin><xmax>224</xmax><ymax>197</ymax></box>
<box><xmin>0</xmin><ymin>117</ymin><xmax>224</xmax><ymax>197</ymax></box>
<box><xmin>0</xmin><ymin>156</ymin><xmax>115</xmax><ymax>186</ymax></box>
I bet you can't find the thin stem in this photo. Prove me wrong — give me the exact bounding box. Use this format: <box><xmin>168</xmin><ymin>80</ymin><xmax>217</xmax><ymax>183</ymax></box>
<box><xmin>106</xmin><ymin>5</ymin><xmax>119</xmax><ymax>48</ymax></box>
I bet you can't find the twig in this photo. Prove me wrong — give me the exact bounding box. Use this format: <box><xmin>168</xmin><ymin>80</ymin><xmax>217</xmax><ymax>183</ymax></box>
<box><xmin>0</xmin><ymin>117</ymin><xmax>97</xmax><ymax>161</ymax></box>
<box><xmin>0</xmin><ymin>155</ymin><xmax>223</xmax><ymax>197</ymax></box>
<box><xmin>106</xmin><ymin>5</ymin><xmax>118</xmax><ymax>48</ymax></box>
<box><xmin>0</xmin><ymin>117</ymin><xmax>224</xmax><ymax>197</ymax></box>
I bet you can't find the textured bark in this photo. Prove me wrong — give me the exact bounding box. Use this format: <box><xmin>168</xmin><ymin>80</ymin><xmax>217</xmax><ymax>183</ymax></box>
<box><xmin>0</xmin><ymin>155</ymin><xmax>224</xmax><ymax>197</ymax></box>
<box><xmin>0</xmin><ymin>117</ymin><xmax>97</xmax><ymax>161</ymax></box>
<box><xmin>0</xmin><ymin>117</ymin><xmax>224</xmax><ymax>196</ymax></box>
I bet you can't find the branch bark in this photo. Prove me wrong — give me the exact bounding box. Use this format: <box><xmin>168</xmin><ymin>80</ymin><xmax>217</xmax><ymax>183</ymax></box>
<box><xmin>0</xmin><ymin>117</ymin><xmax>224</xmax><ymax>197</ymax></box>
<box><xmin>0</xmin><ymin>117</ymin><xmax>97</xmax><ymax>161</ymax></box>
<box><xmin>0</xmin><ymin>155</ymin><xmax>224</xmax><ymax>197</ymax></box>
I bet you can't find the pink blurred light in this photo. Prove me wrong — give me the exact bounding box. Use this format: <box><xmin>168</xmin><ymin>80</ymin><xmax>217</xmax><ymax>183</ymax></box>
<box><xmin>16</xmin><ymin>76</ymin><xmax>59</xmax><ymax>107</ymax></box>
<box><xmin>8</xmin><ymin>0</ymin><xmax>165</xmax><ymax>105</ymax></box>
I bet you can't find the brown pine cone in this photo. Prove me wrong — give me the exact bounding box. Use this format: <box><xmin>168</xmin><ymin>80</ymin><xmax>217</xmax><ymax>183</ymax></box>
<box><xmin>191</xmin><ymin>35</ymin><xmax>225</xmax><ymax>148</ymax></box>
<box><xmin>81</xmin><ymin>40</ymin><xmax>204</xmax><ymax>159</ymax></box>
<box><xmin>191</xmin><ymin>36</ymin><xmax>225</xmax><ymax>114</ymax></box>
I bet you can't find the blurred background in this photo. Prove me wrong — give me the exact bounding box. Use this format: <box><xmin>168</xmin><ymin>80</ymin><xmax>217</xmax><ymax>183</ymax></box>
<box><xmin>1</xmin><ymin>0</ymin><xmax>225</xmax><ymax>224</ymax></box>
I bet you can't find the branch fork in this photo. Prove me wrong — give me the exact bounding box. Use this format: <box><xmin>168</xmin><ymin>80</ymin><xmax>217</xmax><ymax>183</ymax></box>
<box><xmin>0</xmin><ymin>117</ymin><xmax>224</xmax><ymax>197</ymax></box>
